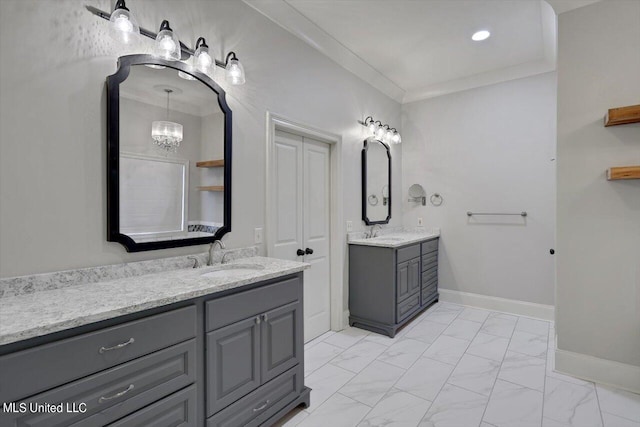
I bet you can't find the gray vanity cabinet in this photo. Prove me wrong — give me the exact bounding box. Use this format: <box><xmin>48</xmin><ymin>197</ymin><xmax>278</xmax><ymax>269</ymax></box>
<box><xmin>349</xmin><ymin>237</ymin><xmax>439</xmax><ymax>337</ymax></box>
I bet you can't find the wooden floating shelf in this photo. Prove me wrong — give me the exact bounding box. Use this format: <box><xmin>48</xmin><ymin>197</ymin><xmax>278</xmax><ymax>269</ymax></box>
<box><xmin>604</xmin><ymin>104</ymin><xmax>640</xmax><ymax>127</ymax></box>
<box><xmin>196</xmin><ymin>159</ymin><xmax>224</xmax><ymax>168</ymax></box>
<box><xmin>607</xmin><ymin>166</ymin><xmax>640</xmax><ymax>181</ymax></box>
<box><xmin>197</xmin><ymin>186</ymin><xmax>224</xmax><ymax>192</ymax></box>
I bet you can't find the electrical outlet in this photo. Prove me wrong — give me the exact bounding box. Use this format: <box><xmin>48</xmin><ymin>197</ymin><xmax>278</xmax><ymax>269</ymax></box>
<box><xmin>254</xmin><ymin>227</ymin><xmax>263</xmax><ymax>244</ymax></box>
<box><xmin>346</xmin><ymin>221</ymin><xmax>353</xmax><ymax>232</ymax></box>
<box><xmin>417</xmin><ymin>217</ymin><xmax>423</xmax><ymax>226</ymax></box>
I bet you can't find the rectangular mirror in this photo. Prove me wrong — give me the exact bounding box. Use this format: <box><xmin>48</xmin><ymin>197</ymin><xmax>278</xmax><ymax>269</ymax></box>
<box><xmin>107</xmin><ymin>55</ymin><xmax>232</xmax><ymax>252</ymax></box>
<box><xmin>362</xmin><ymin>138</ymin><xmax>391</xmax><ymax>225</ymax></box>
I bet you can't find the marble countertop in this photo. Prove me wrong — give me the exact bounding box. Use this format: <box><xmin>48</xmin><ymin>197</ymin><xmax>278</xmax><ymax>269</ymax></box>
<box><xmin>348</xmin><ymin>231</ymin><xmax>440</xmax><ymax>248</ymax></box>
<box><xmin>0</xmin><ymin>257</ymin><xmax>309</xmax><ymax>346</ymax></box>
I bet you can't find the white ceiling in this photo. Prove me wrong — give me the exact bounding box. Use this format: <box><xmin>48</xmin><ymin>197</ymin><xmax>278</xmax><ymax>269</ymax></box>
<box><xmin>245</xmin><ymin>0</ymin><xmax>599</xmax><ymax>103</ymax></box>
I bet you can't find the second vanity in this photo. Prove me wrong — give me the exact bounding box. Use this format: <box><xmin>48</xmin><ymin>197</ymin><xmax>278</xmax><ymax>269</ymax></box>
<box><xmin>0</xmin><ymin>257</ymin><xmax>310</xmax><ymax>427</ymax></box>
<box><xmin>348</xmin><ymin>231</ymin><xmax>440</xmax><ymax>337</ymax></box>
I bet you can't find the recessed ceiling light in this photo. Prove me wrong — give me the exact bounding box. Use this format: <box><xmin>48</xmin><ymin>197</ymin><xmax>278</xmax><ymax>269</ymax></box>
<box><xmin>472</xmin><ymin>30</ymin><xmax>491</xmax><ymax>41</ymax></box>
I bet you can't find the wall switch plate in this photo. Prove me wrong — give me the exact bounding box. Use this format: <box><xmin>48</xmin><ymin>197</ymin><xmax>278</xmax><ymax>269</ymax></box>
<box><xmin>346</xmin><ymin>221</ymin><xmax>353</xmax><ymax>232</ymax></box>
<box><xmin>417</xmin><ymin>217</ymin><xmax>423</xmax><ymax>226</ymax></box>
<box><xmin>254</xmin><ymin>228</ymin><xmax>263</xmax><ymax>244</ymax></box>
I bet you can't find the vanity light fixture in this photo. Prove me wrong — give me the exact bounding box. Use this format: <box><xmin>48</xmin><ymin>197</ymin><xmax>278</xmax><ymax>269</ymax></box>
<box><xmin>471</xmin><ymin>30</ymin><xmax>491</xmax><ymax>41</ymax></box>
<box><xmin>87</xmin><ymin>4</ymin><xmax>247</xmax><ymax>85</ymax></box>
<box><xmin>224</xmin><ymin>52</ymin><xmax>246</xmax><ymax>85</ymax></box>
<box><xmin>358</xmin><ymin>116</ymin><xmax>402</xmax><ymax>145</ymax></box>
<box><xmin>109</xmin><ymin>0</ymin><xmax>139</xmax><ymax>44</ymax></box>
<box><xmin>152</xmin><ymin>89</ymin><xmax>183</xmax><ymax>152</ymax></box>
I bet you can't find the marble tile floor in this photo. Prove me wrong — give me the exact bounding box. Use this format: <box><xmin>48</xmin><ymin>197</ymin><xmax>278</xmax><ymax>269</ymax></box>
<box><xmin>275</xmin><ymin>302</ymin><xmax>640</xmax><ymax>427</ymax></box>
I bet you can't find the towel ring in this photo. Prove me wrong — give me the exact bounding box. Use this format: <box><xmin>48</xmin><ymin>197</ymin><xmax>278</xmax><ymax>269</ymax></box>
<box><xmin>430</xmin><ymin>193</ymin><xmax>443</xmax><ymax>206</ymax></box>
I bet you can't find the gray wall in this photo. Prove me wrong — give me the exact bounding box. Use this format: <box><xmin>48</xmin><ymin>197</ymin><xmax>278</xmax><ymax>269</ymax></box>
<box><xmin>0</xmin><ymin>0</ymin><xmax>402</xmax><ymax>278</ymax></box>
<box><xmin>556</xmin><ymin>1</ymin><xmax>640</xmax><ymax>367</ymax></box>
<box><xmin>402</xmin><ymin>72</ymin><xmax>557</xmax><ymax>306</ymax></box>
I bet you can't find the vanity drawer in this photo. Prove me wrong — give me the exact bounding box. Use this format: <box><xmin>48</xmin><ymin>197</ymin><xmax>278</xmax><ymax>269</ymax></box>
<box><xmin>421</xmin><ymin>252</ymin><xmax>438</xmax><ymax>271</ymax></box>
<box><xmin>421</xmin><ymin>239</ymin><xmax>438</xmax><ymax>255</ymax></box>
<box><xmin>207</xmin><ymin>368</ymin><xmax>301</xmax><ymax>427</ymax></box>
<box><xmin>107</xmin><ymin>385</ymin><xmax>197</xmax><ymax>427</ymax></box>
<box><xmin>206</xmin><ymin>276</ymin><xmax>299</xmax><ymax>331</ymax></box>
<box><xmin>397</xmin><ymin>292</ymin><xmax>421</xmax><ymax>323</ymax></box>
<box><xmin>0</xmin><ymin>340</ymin><xmax>196</xmax><ymax>427</ymax></box>
<box><xmin>422</xmin><ymin>281</ymin><xmax>438</xmax><ymax>301</ymax></box>
<box><xmin>397</xmin><ymin>244</ymin><xmax>420</xmax><ymax>264</ymax></box>
<box><xmin>422</xmin><ymin>266</ymin><xmax>438</xmax><ymax>284</ymax></box>
<box><xmin>0</xmin><ymin>306</ymin><xmax>197</xmax><ymax>404</ymax></box>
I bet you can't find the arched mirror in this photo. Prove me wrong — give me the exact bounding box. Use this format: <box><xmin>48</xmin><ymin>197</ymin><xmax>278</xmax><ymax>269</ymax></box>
<box><xmin>362</xmin><ymin>138</ymin><xmax>391</xmax><ymax>225</ymax></box>
<box><xmin>107</xmin><ymin>54</ymin><xmax>231</xmax><ymax>252</ymax></box>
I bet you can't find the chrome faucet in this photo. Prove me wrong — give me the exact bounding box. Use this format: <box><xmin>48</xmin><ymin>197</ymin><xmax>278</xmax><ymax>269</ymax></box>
<box><xmin>208</xmin><ymin>240</ymin><xmax>226</xmax><ymax>266</ymax></box>
<box><xmin>187</xmin><ymin>256</ymin><xmax>200</xmax><ymax>269</ymax></box>
<box><xmin>221</xmin><ymin>251</ymin><xmax>233</xmax><ymax>264</ymax></box>
<box><xmin>371</xmin><ymin>224</ymin><xmax>383</xmax><ymax>238</ymax></box>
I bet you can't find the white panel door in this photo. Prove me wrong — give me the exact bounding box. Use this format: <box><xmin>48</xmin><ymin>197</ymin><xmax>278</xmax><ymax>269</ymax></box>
<box><xmin>303</xmin><ymin>138</ymin><xmax>331</xmax><ymax>342</ymax></box>
<box><xmin>271</xmin><ymin>130</ymin><xmax>331</xmax><ymax>342</ymax></box>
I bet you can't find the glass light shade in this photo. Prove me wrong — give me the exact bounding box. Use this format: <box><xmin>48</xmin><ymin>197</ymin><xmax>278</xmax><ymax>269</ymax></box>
<box><xmin>178</xmin><ymin>56</ymin><xmax>196</xmax><ymax>81</ymax></box>
<box><xmin>391</xmin><ymin>131</ymin><xmax>402</xmax><ymax>144</ymax></box>
<box><xmin>225</xmin><ymin>58</ymin><xmax>246</xmax><ymax>85</ymax></box>
<box><xmin>109</xmin><ymin>8</ymin><xmax>139</xmax><ymax>44</ymax></box>
<box><xmin>194</xmin><ymin>45</ymin><xmax>213</xmax><ymax>73</ymax></box>
<box><xmin>152</xmin><ymin>121</ymin><xmax>183</xmax><ymax>152</ymax></box>
<box><xmin>154</xmin><ymin>25</ymin><xmax>181</xmax><ymax>61</ymax></box>
<box><xmin>374</xmin><ymin>125</ymin><xmax>385</xmax><ymax>141</ymax></box>
<box><xmin>383</xmin><ymin>128</ymin><xmax>393</xmax><ymax>143</ymax></box>
<box><xmin>367</xmin><ymin>121</ymin><xmax>377</xmax><ymax>135</ymax></box>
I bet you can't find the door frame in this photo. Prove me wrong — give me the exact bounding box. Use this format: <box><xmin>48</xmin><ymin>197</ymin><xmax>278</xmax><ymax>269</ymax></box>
<box><xmin>265</xmin><ymin>111</ymin><xmax>345</xmax><ymax>332</ymax></box>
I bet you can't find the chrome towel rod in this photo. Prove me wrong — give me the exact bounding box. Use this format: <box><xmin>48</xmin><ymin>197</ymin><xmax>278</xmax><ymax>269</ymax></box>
<box><xmin>467</xmin><ymin>211</ymin><xmax>527</xmax><ymax>217</ymax></box>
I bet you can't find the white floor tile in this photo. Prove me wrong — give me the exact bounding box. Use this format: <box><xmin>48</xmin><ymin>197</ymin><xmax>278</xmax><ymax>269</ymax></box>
<box><xmin>305</xmin><ymin>330</ymin><xmax>337</xmax><ymax>350</ymax></box>
<box><xmin>339</xmin><ymin>360</ymin><xmax>406</xmax><ymax>407</ymax></box>
<box><xmin>436</xmin><ymin>303</ymin><xmax>465</xmax><ymax>313</ymax></box>
<box><xmin>305</xmin><ymin>341</ymin><xmax>344</xmax><ymax>375</ymax></box>
<box><xmin>515</xmin><ymin>317</ymin><xmax>550</xmax><ymax>336</ymax></box>
<box><xmin>602</xmin><ymin>411</ymin><xmax>640</xmax><ymax>427</ymax></box>
<box><xmin>357</xmin><ymin>388</ymin><xmax>432</xmax><ymax>427</ymax></box>
<box><xmin>480</xmin><ymin>313</ymin><xmax>517</xmax><ymax>338</ymax></box>
<box><xmin>546</xmin><ymin>349</ymin><xmax>595</xmax><ymax>387</ymax></box>
<box><xmin>324</xmin><ymin>327</ymin><xmax>370</xmax><ymax>349</ymax></box>
<box><xmin>483</xmin><ymin>379</ymin><xmax>543</xmax><ymax>427</ymax></box>
<box><xmin>448</xmin><ymin>354</ymin><xmax>501</xmax><ymax>396</ymax></box>
<box><xmin>305</xmin><ymin>363</ymin><xmax>356</xmax><ymax>412</ymax></box>
<box><xmin>457</xmin><ymin>307</ymin><xmax>491</xmax><ymax>324</ymax></box>
<box><xmin>544</xmin><ymin>377</ymin><xmax>603</xmax><ymax>426</ymax></box>
<box><xmin>508</xmin><ymin>330</ymin><xmax>547</xmax><ymax>359</ymax></box>
<box><xmin>423</xmin><ymin>309</ymin><xmax>460</xmax><ymax>325</ymax></box>
<box><xmin>331</xmin><ymin>340</ymin><xmax>388</xmax><ymax>373</ymax></box>
<box><xmin>404</xmin><ymin>320</ymin><xmax>448</xmax><ymax>344</ymax></box>
<box><xmin>442</xmin><ymin>318</ymin><xmax>482</xmax><ymax>341</ymax></box>
<box><xmin>422</xmin><ymin>335</ymin><xmax>470</xmax><ymax>366</ymax></box>
<box><xmin>395</xmin><ymin>357</ymin><xmax>455</xmax><ymax>401</ymax></box>
<box><xmin>418</xmin><ymin>383</ymin><xmax>489</xmax><ymax>427</ymax></box>
<box><xmin>364</xmin><ymin>332</ymin><xmax>397</xmax><ymax>347</ymax></box>
<box><xmin>498</xmin><ymin>351</ymin><xmax>546</xmax><ymax>391</ymax></box>
<box><xmin>298</xmin><ymin>393</ymin><xmax>371</xmax><ymax>427</ymax></box>
<box><xmin>596</xmin><ymin>384</ymin><xmax>640</xmax><ymax>423</ymax></box>
<box><xmin>466</xmin><ymin>332</ymin><xmax>510</xmax><ymax>362</ymax></box>
<box><xmin>377</xmin><ymin>338</ymin><xmax>430</xmax><ymax>369</ymax></box>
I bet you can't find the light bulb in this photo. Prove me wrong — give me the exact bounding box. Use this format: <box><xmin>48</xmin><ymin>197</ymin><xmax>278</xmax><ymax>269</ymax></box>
<box><xmin>368</xmin><ymin>122</ymin><xmax>376</xmax><ymax>135</ymax></box>
<box><xmin>384</xmin><ymin>128</ymin><xmax>393</xmax><ymax>143</ymax></box>
<box><xmin>391</xmin><ymin>131</ymin><xmax>401</xmax><ymax>144</ymax></box>
<box><xmin>154</xmin><ymin>21</ymin><xmax>181</xmax><ymax>61</ymax></box>
<box><xmin>159</xmin><ymin>35</ymin><xmax>176</xmax><ymax>53</ymax></box>
<box><xmin>472</xmin><ymin>30</ymin><xmax>491</xmax><ymax>41</ymax></box>
<box><xmin>375</xmin><ymin>125</ymin><xmax>385</xmax><ymax>141</ymax></box>
<box><xmin>225</xmin><ymin>53</ymin><xmax>246</xmax><ymax>85</ymax></box>
<box><xmin>113</xmin><ymin>14</ymin><xmax>133</xmax><ymax>33</ymax></box>
<box><xmin>108</xmin><ymin>1</ymin><xmax>139</xmax><ymax>44</ymax></box>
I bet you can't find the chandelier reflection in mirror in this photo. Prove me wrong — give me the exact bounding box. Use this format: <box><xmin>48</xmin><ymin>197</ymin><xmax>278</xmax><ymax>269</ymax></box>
<box><xmin>86</xmin><ymin>2</ymin><xmax>246</xmax><ymax>85</ymax></box>
<box><xmin>152</xmin><ymin>89</ymin><xmax>183</xmax><ymax>153</ymax></box>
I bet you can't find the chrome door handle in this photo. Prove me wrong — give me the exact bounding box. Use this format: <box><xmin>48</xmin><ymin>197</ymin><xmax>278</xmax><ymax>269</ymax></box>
<box><xmin>253</xmin><ymin>400</ymin><xmax>270</xmax><ymax>412</ymax></box>
<box><xmin>99</xmin><ymin>338</ymin><xmax>134</xmax><ymax>354</ymax></box>
<box><xmin>98</xmin><ymin>384</ymin><xmax>134</xmax><ymax>403</ymax></box>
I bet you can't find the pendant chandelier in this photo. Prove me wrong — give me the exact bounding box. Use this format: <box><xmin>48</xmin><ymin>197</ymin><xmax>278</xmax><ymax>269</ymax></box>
<box><xmin>152</xmin><ymin>89</ymin><xmax>183</xmax><ymax>152</ymax></box>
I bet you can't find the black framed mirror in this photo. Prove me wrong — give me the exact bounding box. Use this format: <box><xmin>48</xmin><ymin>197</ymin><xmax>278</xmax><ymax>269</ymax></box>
<box><xmin>362</xmin><ymin>138</ymin><xmax>391</xmax><ymax>225</ymax></box>
<box><xmin>107</xmin><ymin>54</ymin><xmax>231</xmax><ymax>252</ymax></box>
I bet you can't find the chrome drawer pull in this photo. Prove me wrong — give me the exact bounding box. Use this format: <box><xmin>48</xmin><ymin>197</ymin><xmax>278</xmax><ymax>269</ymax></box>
<box><xmin>98</xmin><ymin>384</ymin><xmax>134</xmax><ymax>403</ymax></box>
<box><xmin>253</xmin><ymin>400</ymin><xmax>270</xmax><ymax>412</ymax></box>
<box><xmin>99</xmin><ymin>338</ymin><xmax>135</xmax><ymax>353</ymax></box>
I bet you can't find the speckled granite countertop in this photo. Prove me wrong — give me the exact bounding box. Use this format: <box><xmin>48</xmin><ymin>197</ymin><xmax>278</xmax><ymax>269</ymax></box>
<box><xmin>348</xmin><ymin>230</ymin><xmax>440</xmax><ymax>248</ymax></box>
<box><xmin>0</xmin><ymin>257</ymin><xmax>309</xmax><ymax>346</ymax></box>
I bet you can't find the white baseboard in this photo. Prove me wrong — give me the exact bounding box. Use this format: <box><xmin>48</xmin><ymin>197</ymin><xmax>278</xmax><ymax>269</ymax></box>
<box><xmin>438</xmin><ymin>289</ymin><xmax>555</xmax><ymax>321</ymax></box>
<box><xmin>555</xmin><ymin>349</ymin><xmax>640</xmax><ymax>394</ymax></box>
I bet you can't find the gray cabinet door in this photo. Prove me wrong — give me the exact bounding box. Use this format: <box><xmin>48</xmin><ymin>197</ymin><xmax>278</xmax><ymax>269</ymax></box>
<box><xmin>408</xmin><ymin>258</ymin><xmax>421</xmax><ymax>295</ymax></box>
<box><xmin>207</xmin><ymin>316</ymin><xmax>261</xmax><ymax>416</ymax></box>
<box><xmin>396</xmin><ymin>261</ymin><xmax>410</xmax><ymax>302</ymax></box>
<box><xmin>261</xmin><ymin>302</ymin><xmax>301</xmax><ymax>383</ymax></box>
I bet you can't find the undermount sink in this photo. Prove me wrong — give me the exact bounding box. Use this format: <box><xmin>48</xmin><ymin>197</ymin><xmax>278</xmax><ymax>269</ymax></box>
<box><xmin>201</xmin><ymin>264</ymin><xmax>265</xmax><ymax>278</ymax></box>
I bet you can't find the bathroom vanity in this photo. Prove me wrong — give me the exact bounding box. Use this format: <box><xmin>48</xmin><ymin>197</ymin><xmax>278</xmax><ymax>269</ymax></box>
<box><xmin>348</xmin><ymin>232</ymin><xmax>440</xmax><ymax>337</ymax></box>
<box><xmin>0</xmin><ymin>257</ymin><xmax>309</xmax><ymax>427</ymax></box>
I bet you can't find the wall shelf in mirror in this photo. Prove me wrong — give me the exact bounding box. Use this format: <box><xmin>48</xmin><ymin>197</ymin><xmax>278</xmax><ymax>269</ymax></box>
<box><xmin>196</xmin><ymin>159</ymin><xmax>224</xmax><ymax>168</ymax></box>
<box><xmin>197</xmin><ymin>186</ymin><xmax>224</xmax><ymax>191</ymax></box>
<box><xmin>607</xmin><ymin>166</ymin><xmax>640</xmax><ymax>180</ymax></box>
<box><xmin>604</xmin><ymin>104</ymin><xmax>640</xmax><ymax>127</ymax></box>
